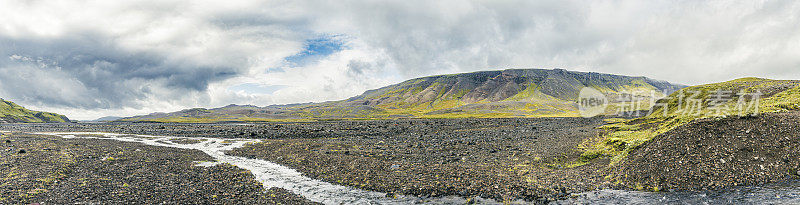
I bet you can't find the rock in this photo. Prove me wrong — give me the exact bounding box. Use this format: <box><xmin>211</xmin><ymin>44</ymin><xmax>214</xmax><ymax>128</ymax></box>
<box><xmin>385</xmin><ymin>192</ymin><xmax>397</xmax><ymax>198</ymax></box>
<box><xmin>619</xmin><ymin>112</ymin><xmax>800</xmax><ymax>191</ymax></box>
<box><xmin>0</xmin><ymin>133</ymin><xmax>320</xmax><ymax>204</ymax></box>
<box><xmin>0</xmin><ymin>116</ymin><xmax>610</xmax><ymax>203</ymax></box>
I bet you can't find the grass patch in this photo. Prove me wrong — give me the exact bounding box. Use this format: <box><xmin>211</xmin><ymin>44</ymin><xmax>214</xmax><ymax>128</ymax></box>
<box><xmin>0</xmin><ymin>99</ymin><xmax>69</xmax><ymax>123</ymax></box>
<box><xmin>582</xmin><ymin>78</ymin><xmax>800</xmax><ymax>165</ymax></box>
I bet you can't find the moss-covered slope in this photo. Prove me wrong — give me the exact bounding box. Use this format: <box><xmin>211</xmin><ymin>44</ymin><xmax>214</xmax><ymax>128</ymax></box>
<box><xmin>583</xmin><ymin>78</ymin><xmax>800</xmax><ymax>165</ymax></box>
<box><xmin>0</xmin><ymin>99</ymin><xmax>70</xmax><ymax>123</ymax></box>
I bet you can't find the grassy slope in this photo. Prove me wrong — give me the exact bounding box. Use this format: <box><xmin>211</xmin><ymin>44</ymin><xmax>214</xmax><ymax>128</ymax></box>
<box><xmin>0</xmin><ymin>99</ymin><xmax>70</xmax><ymax>123</ymax></box>
<box><xmin>285</xmin><ymin>70</ymin><xmax>676</xmax><ymax>119</ymax></box>
<box><xmin>124</xmin><ymin>69</ymin><xmax>683</xmax><ymax>123</ymax></box>
<box><xmin>581</xmin><ymin>78</ymin><xmax>800</xmax><ymax>165</ymax></box>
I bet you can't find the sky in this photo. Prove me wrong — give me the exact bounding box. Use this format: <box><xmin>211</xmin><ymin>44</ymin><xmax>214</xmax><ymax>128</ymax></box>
<box><xmin>0</xmin><ymin>0</ymin><xmax>799</xmax><ymax>120</ymax></box>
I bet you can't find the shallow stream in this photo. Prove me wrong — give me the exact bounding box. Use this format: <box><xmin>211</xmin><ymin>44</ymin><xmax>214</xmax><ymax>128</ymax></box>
<box><xmin>40</xmin><ymin>132</ymin><xmax>499</xmax><ymax>204</ymax></box>
<box><xmin>39</xmin><ymin>132</ymin><xmax>800</xmax><ymax>205</ymax></box>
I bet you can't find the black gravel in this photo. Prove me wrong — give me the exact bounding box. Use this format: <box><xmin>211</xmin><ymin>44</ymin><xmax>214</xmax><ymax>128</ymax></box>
<box><xmin>0</xmin><ymin>117</ymin><xmax>613</xmax><ymax>203</ymax></box>
<box><xmin>617</xmin><ymin>112</ymin><xmax>800</xmax><ymax>191</ymax></box>
<box><xmin>0</xmin><ymin>133</ymin><xmax>319</xmax><ymax>204</ymax></box>
<box><xmin>1</xmin><ymin>118</ymin><xmax>604</xmax><ymax>141</ymax></box>
<box><xmin>6</xmin><ymin>115</ymin><xmax>796</xmax><ymax>203</ymax></box>
<box><xmin>222</xmin><ymin>117</ymin><xmax>612</xmax><ymax>202</ymax></box>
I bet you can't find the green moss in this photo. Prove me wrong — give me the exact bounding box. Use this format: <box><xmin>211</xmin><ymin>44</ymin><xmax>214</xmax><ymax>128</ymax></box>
<box><xmin>0</xmin><ymin>99</ymin><xmax>69</xmax><ymax>123</ymax></box>
<box><xmin>603</xmin><ymin>118</ymin><xmax>629</xmax><ymax>124</ymax></box>
<box><xmin>506</xmin><ymin>82</ymin><xmax>540</xmax><ymax>101</ymax></box>
<box><xmin>598</xmin><ymin>122</ymin><xmax>641</xmax><ymax>131</ymax></box>
<box><xmin>583</xmin><ymin>78</ymin><xmax>800</xmax><ymax>165</ymax></box>
<box><xmin>761</xmin><ymin>84</ymin><xmax>800</xmax><ymax>112</ymax></box>
<box><xmin>452</xmin><ymin>89</ymin><xmax>471</xmax><ymax>99</ymax></box>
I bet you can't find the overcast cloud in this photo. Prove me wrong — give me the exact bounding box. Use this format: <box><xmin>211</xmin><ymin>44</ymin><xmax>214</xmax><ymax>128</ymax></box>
<box><xmin>1</xmin><ymin>0</ymin><xmax>798</xmax><ymax>120</ymax></box>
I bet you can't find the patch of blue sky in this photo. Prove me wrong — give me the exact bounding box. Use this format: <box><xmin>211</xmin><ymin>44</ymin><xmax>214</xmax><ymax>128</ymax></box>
<box><xmin>243</xmin><ymin>35</ymin><xmax>347</xmax><ymax>95</ymax></box>
<box><xmin>228</xmin><ymin>83</ymin><xmax>287</xmax><ymax>95</ymax></box>
<box><xmin>283</xmin><ymin>34</ymin><xmax>348</xmax><ymax>67</ymax></box>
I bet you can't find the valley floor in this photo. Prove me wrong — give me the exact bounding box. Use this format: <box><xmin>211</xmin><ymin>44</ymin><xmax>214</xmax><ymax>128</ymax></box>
<box><xmin>1</xmin><ymin>115</ymin><xmax>799</xmax><ymax>203</ymax></box>
<box><xmin>2</xmin><ymin>118</ymin><xmax>613</xmax><ymax>203</ymax></box>
<box><xmin>225</xmin><ymin>118</ymin><xmax>613</xmax><ymax>202</ymax></box>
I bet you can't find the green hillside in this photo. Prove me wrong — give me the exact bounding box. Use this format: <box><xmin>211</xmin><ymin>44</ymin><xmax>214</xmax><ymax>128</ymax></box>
<box><xmin>582</xmin><ymin>77</ymin><xmax>800</xmax><ymax>164</ymax></box>
<box><xmin>121</xmin><ymin>68</ymin><xmax>686</xmax><ymax>123</ymax></box>
<box><xmin>294</xmin><ymin>68</ymin><xmax>684</xmax><ymax>119</ymax></box>
<box><xmin>0</xmin><ymin>99</ymin><xmax>71</xmax><ymax>123</ymax></box>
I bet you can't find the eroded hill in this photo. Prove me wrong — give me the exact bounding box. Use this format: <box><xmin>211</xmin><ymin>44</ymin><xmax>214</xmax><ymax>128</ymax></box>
<box><xmin>121</xmin><ymin>68</ymin><xmax>685</xmax><ymax>122</ymax></box>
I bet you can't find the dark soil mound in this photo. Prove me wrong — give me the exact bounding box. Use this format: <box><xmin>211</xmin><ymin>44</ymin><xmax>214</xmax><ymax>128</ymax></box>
<box><xmin>617</xmin><ymin>112</ymin><xmax>800</xmax><ymax>191</ymax></box>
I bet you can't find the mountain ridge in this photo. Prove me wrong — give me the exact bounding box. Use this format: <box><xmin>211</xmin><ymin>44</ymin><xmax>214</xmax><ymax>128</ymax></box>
<box><xmin>120</xmin><ymin>68</ymin><xmax>687</xmax><ymax>122</ymax></box>
<box><xmin>84</xmin><ymin>116</ymin><xmax>124</xmax><ymax>122</ymax></box>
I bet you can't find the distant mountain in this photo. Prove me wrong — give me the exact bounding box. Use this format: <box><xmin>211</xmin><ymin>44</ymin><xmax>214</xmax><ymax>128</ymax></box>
<box><xmin>119</xmin><ymin>68</ymin><xmax>687</xmax><ymax>123</ymax></box>
<box><xmin>85</xmin><ymin>116</ymin><xmax>124</xmax><ymax>122</ymax></box>
<box><xmin>0</xmin><ymin>99</ymin><xmax>71</xmax><ymax>123</ymax></box>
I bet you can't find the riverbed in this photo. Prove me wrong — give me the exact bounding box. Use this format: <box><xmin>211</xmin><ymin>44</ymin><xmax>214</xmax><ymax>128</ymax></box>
<box><xmin>40</xmin><ymin>132</ymin><xmax>503</xmax><ymax>204</ymax></box>
<box><xmin>38</xmin><ymin>132</ymin><xmax>800</xmax><ymax>205</ymax></box>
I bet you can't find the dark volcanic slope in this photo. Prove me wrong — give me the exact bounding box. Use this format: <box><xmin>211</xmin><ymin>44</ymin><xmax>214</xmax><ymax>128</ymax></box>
<box><xmin>350</xmin><ymin>68</ymin><xmax>684</xmax><ymax>104</ymax></box>
<box><xmin>119</xmin><ymin>68</ymin><xmax>686</xmax><ymax>121</ymax></box>
<box><xmin>0</xmin><ymin>133</ymin><xmax>318</xmax><ymax>204</ymax></box>
<box><xmin>617</xmin><ymin>112</ymin><xmax>800</xmax><ymax>191</ymax></box>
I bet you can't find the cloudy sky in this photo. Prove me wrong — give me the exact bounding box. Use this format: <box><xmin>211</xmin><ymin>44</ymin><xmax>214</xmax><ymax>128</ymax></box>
<box><xmin>1</xmin><ymin>0</ymin><xmax>798</xmax><ymax>120</ymax></box>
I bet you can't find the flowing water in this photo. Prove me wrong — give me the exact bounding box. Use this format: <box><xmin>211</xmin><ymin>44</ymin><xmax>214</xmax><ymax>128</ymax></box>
<box><xmin>37</xmin><ymin>132</ymin><xmax>800</xmax><ymax>205</ymax></box>
<box><xmin>39</xmin><ymin>132</ymin><xmax>499</xmax><ymax>205</ymax></box>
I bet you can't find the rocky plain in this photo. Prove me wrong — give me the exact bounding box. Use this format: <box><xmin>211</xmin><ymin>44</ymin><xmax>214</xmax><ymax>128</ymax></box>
<box><xmin>0</xmin><ymin>132</ymin><xmax>318</xmax><ymax>204</ymax></box>
<box><xmin>1</xmin><ymin>114</ymin><xmax>799</xmax><ymax>204</ymax></box>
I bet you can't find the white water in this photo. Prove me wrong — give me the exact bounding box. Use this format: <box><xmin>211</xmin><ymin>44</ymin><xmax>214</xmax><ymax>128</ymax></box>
<box><xmin>23</xmin><ymin>131</ymin><xmax>800</xmax><ymax>204</ymax></box>
<box><xmin>39</xmin><ymin>132</ymin><xmax>500</xmax><ymax>205</ymax></box>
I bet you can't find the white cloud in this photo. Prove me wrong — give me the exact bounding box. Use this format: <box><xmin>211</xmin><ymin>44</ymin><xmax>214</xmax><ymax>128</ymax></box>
<box><xmin>1</xmin><ymin>0</ymin><xmax>799</xmax><ymax>120</ymax></box>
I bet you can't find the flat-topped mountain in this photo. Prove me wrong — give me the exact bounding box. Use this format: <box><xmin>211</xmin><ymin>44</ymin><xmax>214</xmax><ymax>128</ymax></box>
<box><xmin>120</xmin><ymin>68</ymin><xmax>686</xmax><ymax>122</ymax></box>
<box><xmin>0</xmin><ymin>99</ymin><xmax>70</xmax><ymax>123</ymax></box>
